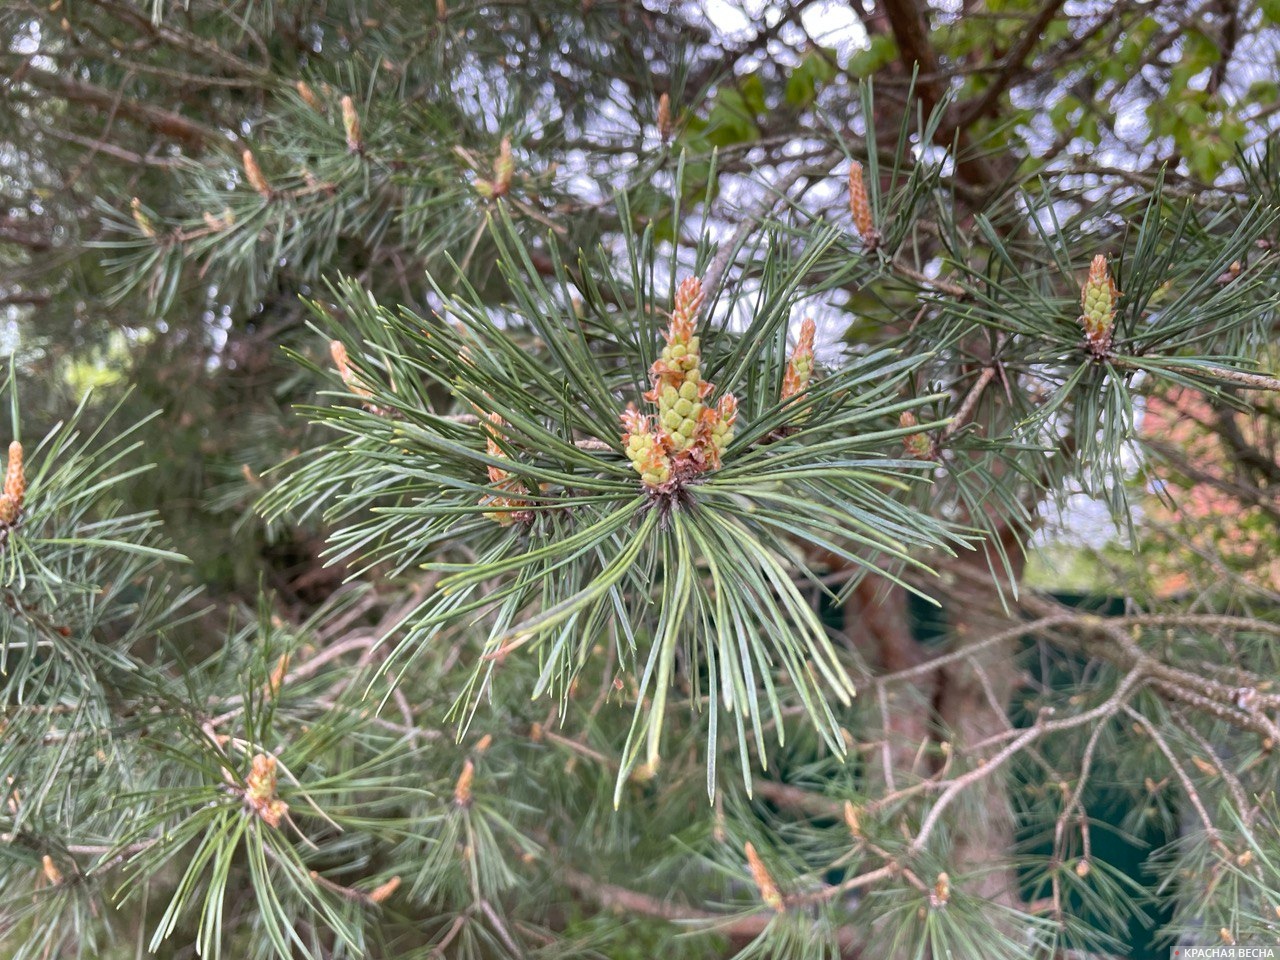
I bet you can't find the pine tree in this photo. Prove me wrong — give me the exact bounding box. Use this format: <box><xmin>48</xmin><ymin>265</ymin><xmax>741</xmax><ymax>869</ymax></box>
<box><xmin>3</xmin><ymin>3</ymin><xmax>1280</xmax><ymax>959</ymax></box>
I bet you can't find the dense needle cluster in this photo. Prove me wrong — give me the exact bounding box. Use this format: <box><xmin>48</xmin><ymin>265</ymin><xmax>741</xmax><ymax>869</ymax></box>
<box><xmin>622</xmin><ymin>277</ymin><xmax>737</xmax><ymax>490</ymax></box>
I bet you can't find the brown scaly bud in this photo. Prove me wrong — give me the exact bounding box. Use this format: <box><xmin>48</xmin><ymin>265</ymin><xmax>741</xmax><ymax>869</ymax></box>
<box><xmin>1191</xmin><ymin>755</ymin><xmax>1217</xmax><ymax>777</ymax></box>
<box><xmin>656</xmin><ymin>92</ymin><xmax>673</xmax><ymax>141</ymax></box>
<box><xmin>454</xmin><ymin>759</ymin><xmax>475</xmax><ymax>807</ymax></box>
<box><xmin>242</xmin><ymin>149</ymin><xmax>272</xmax><ymax>198</ymax></box>
<box><xmin>41</xmin><ymin>855</ymin><xmax>64</xmax><ymax>886</ymax></box>
<box><xmin>1079</xmin><ymin>254</ymin><xmax>1118</xmax><ymax>358</ymax></box>
<box><xmin>341</xmin><ymin>95</ymin><xmax>362</xmax><ymax>152</ymax></box>
<box><xmin>436</xmin><ymin>0</ymin><xmax>447</xmax><ymax>19</ymax></box>
<box><xmin>848</xmin><ymin>160</ymin><xmax>879</xmax><ymax>248</ymax></box>
<box><xmin>266</xmin><ymin>653</ymin><xmax>289</xmax><ymax>698</ymax></box>
<box><xmin>781</xmin><ymin>317</ymin><xmax>816</xmax><ymax>414</ymax></box>
<box><xmin>296</xmin><ymin>80</ymin><xmax>322</xmax><ymax>112</ymax></box>
<box><xmin>244</xmin><ymin>753</ymin><xmax>288</xmax><ymax>828</ymax></box>
<box><xmin>930</xmin><ymin>872</ymin><xmax>951</xmax><ymax>908</ymax></box>
<box><xmin>492</xmin><ymin>137</ymin><xmax>515</xmax><ymax>197</ymax></box>
<box><xmin>130</xmin><ymin>197</ymin><xmax>156</xmax><ymax>238</ymax></box>
<box><xmin>481</xmin><ymin>412</ymin><xmax>532</xmax><ymax>524</ymax></box>
<box><xmin>1075</xmin><ymin>858</ymin><xmax>1091</xmax><ymax>878</ymax></box>
<box><xmin>0</xmin><ymin>441</ymin><xmax>24</xmax><ymax>525</ymax></box>
<box><xmin>8</xmin><ymin>441</ymin><xmax>27</xmax><ymax>505</ymax></box>
<box><xmin>745</xmin><ymin>842</ymin><xmax>784</xmax><ymax>912</ymax></box>
<box><xmin>1220</xmin><ymin>928</ymin><xmax>1236</xmax><ymax>946</ymax></box>
<box><xmin>899</xmin><ymin>412</ymin><xmax>935</xmax><ymax>461</ymax></box>
<box><xmin>483</xmin><ymin>412</ymin><xmax>517</xmax><ymax>486</ymax></box>
<box><xmin>843</xmin><ymin>800</ymin><xmax>862</xmax><ymax>839</ymax></box>
<box><xmin>629</xmin><ymin>759</ymin><xmax>659</xmax><ymax>783</ymax></box>
<box><xmin>368</xmin><ymin>875</ymin><xmax>401</xmax><ymax>904</ymax></box>
<box><xmin>474</xmin><ymin>733</ymin><xmax>494</xmax><ymax>754</ymax></box>
<box><xmin>202</xmin><ymin>208</ymin><xmax>235</xmax><ymax>232</ymax></box>
<box><xmin>330</xmin><ymin>341</ymin><xmax>368</xmax><ymax>398</ymax></box>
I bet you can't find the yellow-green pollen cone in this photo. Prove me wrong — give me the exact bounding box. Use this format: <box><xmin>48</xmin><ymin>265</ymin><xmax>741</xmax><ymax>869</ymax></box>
<box><xmin>623</xmin><ymin>276</ymin><xmax>743</xmax><ymax>487</ymax></box>
<box><xmin>1080</xmin><ymin>254</ymin><xmax>1117</xmax><ymax>356</ymax></box>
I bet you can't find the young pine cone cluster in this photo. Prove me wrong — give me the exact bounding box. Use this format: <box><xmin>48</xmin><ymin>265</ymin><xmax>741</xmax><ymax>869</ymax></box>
<box><xmin>1079</xmin><ymin>254</ymin><xmax>1118</xmax><ymax>358</ymax></box>
<box><xmin>622</xmin><ymin>278</ymin><xmax>738</xmax><ymax>490</ymax></box>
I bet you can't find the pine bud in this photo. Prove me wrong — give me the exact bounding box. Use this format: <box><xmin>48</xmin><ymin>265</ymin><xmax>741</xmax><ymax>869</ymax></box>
<box><xmin>900</xmin><ymin>412</ymin><xmax>935</xmax><ymax>460</ymax></box>
<box><xmin>130</xmin><ymin>197</ymin><xmax>156</xmax><ymax>238</ymax></box>
<box><xmin>656</xmin><ymin>92</ymin><xmax>672</xmax><ymax>141</ymax></box>
<box><xmin>474</xmin><ymin>733</ymin><xmax>494</xmax><ymax>754</ymax></box>
<box><xmin>629</xmin><ymin>759</ymin><xmax>659</xmax><ymax>783</ymax></box>
<box><xmin>1079</xmin><ymin>254</ymin><xmax>1117</xmax><ymax>358</ymax></box>
<box><xmin>6</xmin><ymin>441</ymin><xmax>24</xmax><ymax>506</ymax></box>
<box><xmin>0</xmin><ymin>441</ymin><xmax>24</xmax><ymax>525</ymax></box>
<box><xmin>329</xmin><ymin>340</ymin><xmax>374</xmax><ymax>402</ymax></box>
<box><xmin>296</xmin><ymin>80</ymin><xmax>322</xmax><ymax>112</ymax></box>
<box><xmin>242</xmin><ymin>149</ymin><xmax>272</xmax><ymax>198</ymax></box>
<box><xmin>454</xmin><ymin>758</ymin><xmax>475</xmax><ymax>807</ymax></box>
<box><xmin>368</xmin><ymin>875</ymin><xmax>401</xmax><ymax>904</ymax></box>
<box><xmin>1191</xmin><ymin>755</ymin><xmax>1217</xmax><ymax>777</ymax></box>
<box><xmin>244</xmin><ymin>753</ymin><xmax>288</xmax><ymax>828</ymax></box>
<box><xmin>341</xmin><ymin>95</ymin><xmax>362</xmax><ymax>152</ymax></box>
<box><xmin>202</xmin><ymin>208</ymin><xmax>235</xmax><ymax>231</ymax></box>
<box><xmin>781</xmin><ymin>317</ymin><xmax>816</xmax><ymax>410</ymax></box>
<box><xmin>1220</xmin><ymin>928</ymin><xmax>1236</xmax><ymax>946</ymax></box>
<box><xmin>931</xmin><ymin>872</ymin><xmax>951</xmax><ymax>908</ymax></box>
<box><xmin>266</xmin><ymin>653</ymin><xmax>289</xmax><ymax>698</ymax></box>
<box><xmin>480</xmin><ymin>412</ymin><xmax>532</xmax><ymax>524</ymax></box>
<box><xmin>745</xmin><ymin>842</ymin><xmax>784</xmax><ymax>912</ymax></box>
<box><xmin>848</xmin><ymin>160</ymin><xmax>878</xmax><ymax>247</ymax></box>
<box><xmin>493</xmin><ymin>138</ymin><xmax>515</xmax><ymax>197</ymax></box>
<box><xmin>41</xmin><ymin>854</ymin><xmax>63</xmax><ymax>886</ymax></box>
<box><xmin>484</xmin><ymin>412</ymin><xmax>513</xmax><ymax>485</ymax></box>
<box><xmin>843</xmin><ymin>800</ymin><xmax>862</xmax><ymax>839</ymax></box>
<box><xmin>1074</xmin><ymin>858</ymin><xmax>1091</xmax><ymax>877</ymax></box>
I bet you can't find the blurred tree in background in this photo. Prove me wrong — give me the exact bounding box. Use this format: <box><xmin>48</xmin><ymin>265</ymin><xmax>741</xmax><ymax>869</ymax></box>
<box><xmin>2</xmin><ymin>1</ymin><xmax>1280</xmax><ymax>957</ymax></box>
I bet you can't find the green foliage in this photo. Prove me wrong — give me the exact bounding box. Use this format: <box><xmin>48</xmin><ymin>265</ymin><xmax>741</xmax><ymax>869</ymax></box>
<box><xmin>4</xmin><ymin>3</ymin><xmax>1280</xmax><ymax>959</ymax></box>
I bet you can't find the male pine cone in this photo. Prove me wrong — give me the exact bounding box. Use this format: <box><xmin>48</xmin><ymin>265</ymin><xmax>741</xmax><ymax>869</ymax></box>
<box><xmin>1080</xmin><ymin>254</ymin><xmax>1117</xmax><ymax>357</ymax></box>
<box><xmin>624</xmin><ymin>277</ymin><xmax>738</xmax><ymax>487</ymax></box>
